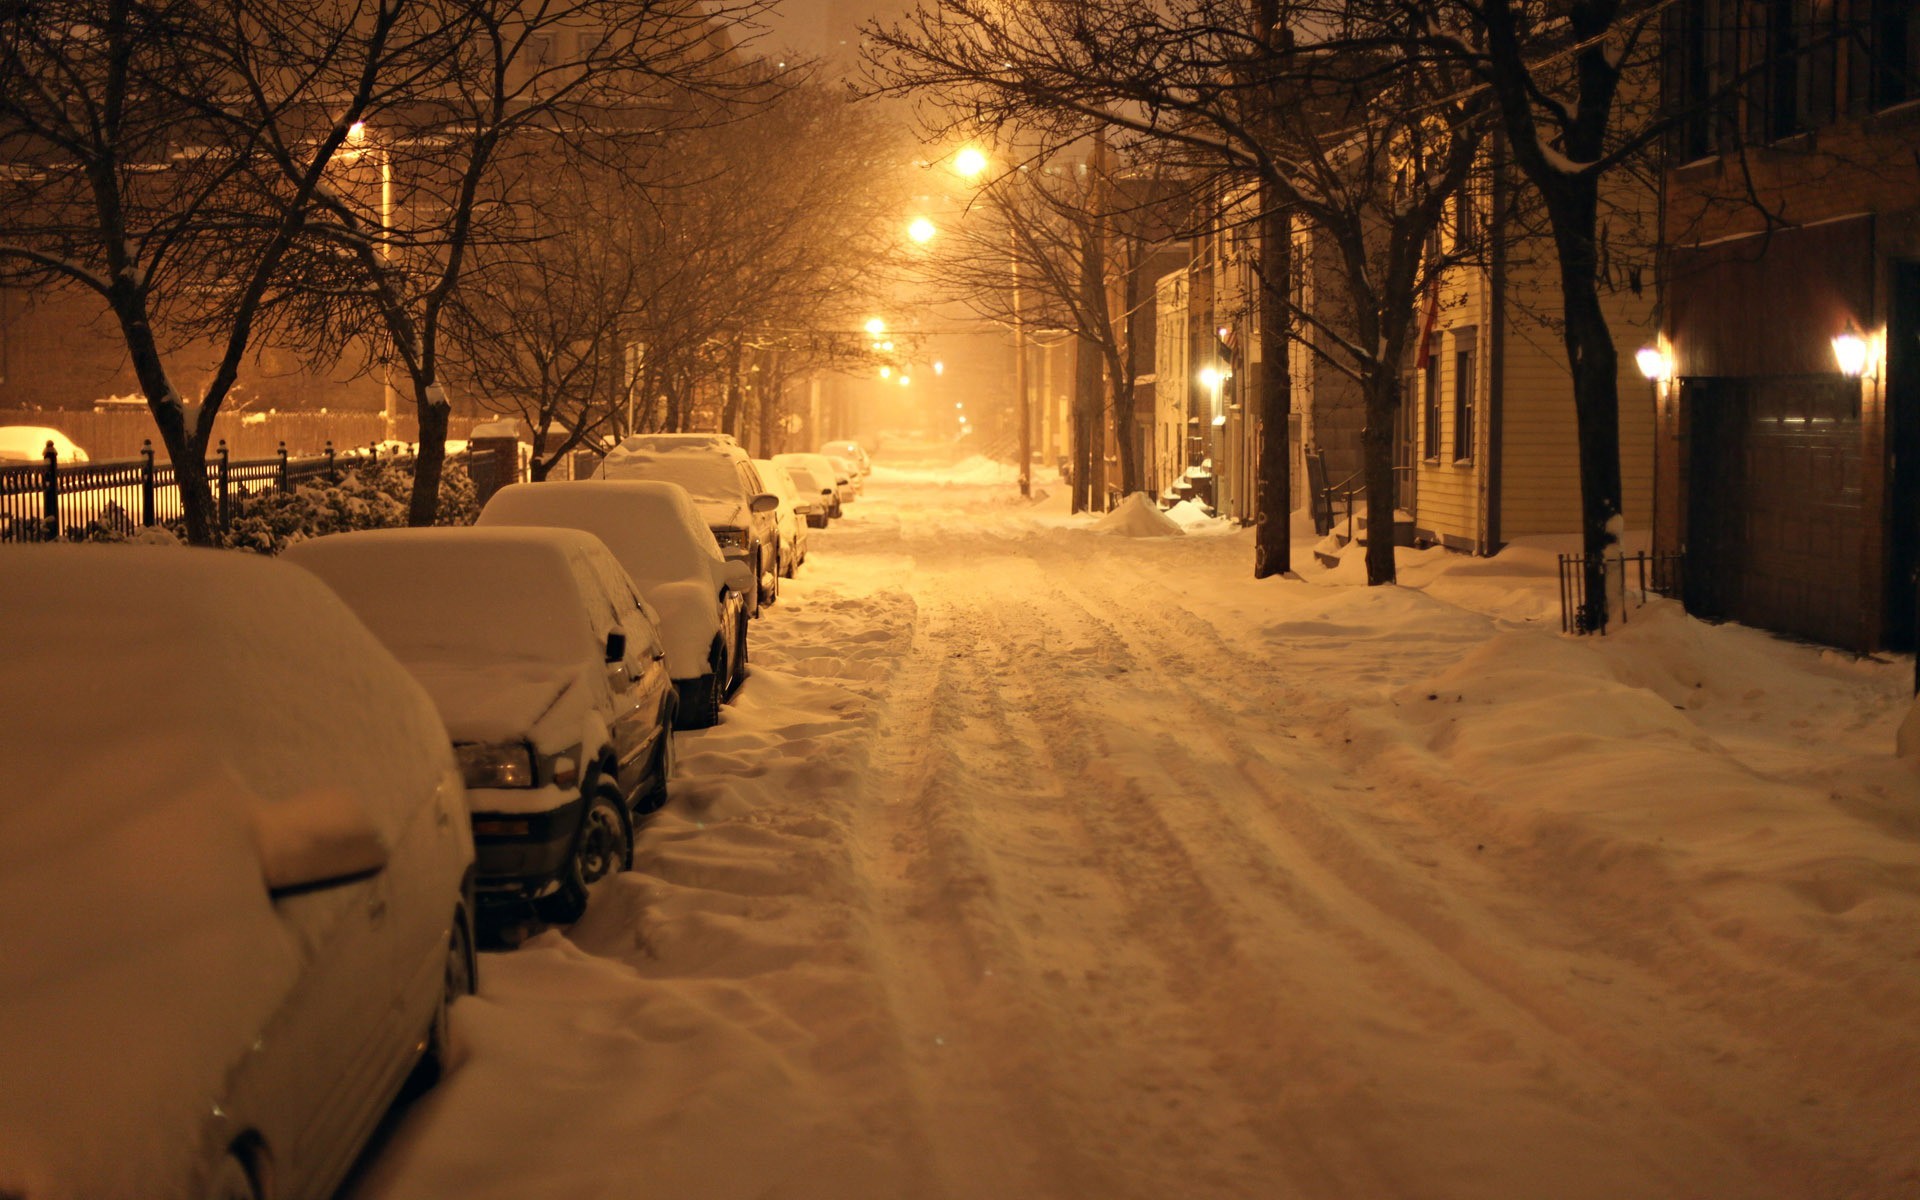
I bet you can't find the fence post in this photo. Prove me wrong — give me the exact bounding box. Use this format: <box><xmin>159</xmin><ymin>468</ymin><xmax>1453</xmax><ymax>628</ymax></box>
<box><xmin>277</xmin><ymin>440</ymin><xmax>289</xmax><ymax>494</ymax></box>
<box><xmin>217</xmin><ymin>439</ymin><xmax>231</xmax><ymax>529</ymax></box>
<box><xmin>141</xmin><ymin>440</ymin><xmax>156</xmax><ymax>527</ymax></box>
<box><xmin>41</xmin><ymin>440</ymin><xmax>58</xmax><ymax>541</ymax></box>
<box><xmin>325</xmin><ymin>439</ymin><xmax>336</xmax><ymax>483</ymax></box>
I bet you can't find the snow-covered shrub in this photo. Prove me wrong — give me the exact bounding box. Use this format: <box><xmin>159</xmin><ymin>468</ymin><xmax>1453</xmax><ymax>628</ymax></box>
<box><xmin>204</xmin><ymin>458</ymin><xmax>480</xmax><ymax>554</ymax></box>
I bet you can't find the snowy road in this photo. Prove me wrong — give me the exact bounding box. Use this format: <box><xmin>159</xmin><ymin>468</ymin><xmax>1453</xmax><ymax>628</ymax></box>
<box><xmin>353</xmin><ymin>454</ymin><xmax>1920</xmax><ymax>1200</ymax></box>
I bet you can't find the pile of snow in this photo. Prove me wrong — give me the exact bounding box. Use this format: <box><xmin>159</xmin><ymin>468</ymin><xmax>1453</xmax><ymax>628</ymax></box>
<box><xmin>1163</xmin><ymin>498</ymin><xmax>1223</xmax><ymax>531</ymax></box>
<box><xmin>1091</xmin><ymin>491</ymin><xmax>1184</xmax><ymax>538</ymax></box>
<box><xmin>467</xmin><ymin>419</ymin><xmax>526</xmax><ymax>440</ymax></box>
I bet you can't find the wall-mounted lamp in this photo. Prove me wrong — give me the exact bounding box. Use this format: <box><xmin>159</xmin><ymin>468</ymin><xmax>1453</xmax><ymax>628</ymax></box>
<box><xmin>1832</xmin><ymin>322</ymin><xmax>1871</xmax><ymax>378</ymax></box>
<box><xmin>1634</xmin><ymin>344</ymin><xmax>1671</xmax><ymax>382</ymax></box>
<box><xmin>1198</xmin><ymin>365</ymin><xmax>1225</xmax><ymax>389</ymax></box>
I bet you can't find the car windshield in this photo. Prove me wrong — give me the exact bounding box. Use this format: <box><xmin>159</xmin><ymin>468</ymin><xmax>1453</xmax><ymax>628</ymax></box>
<box><xmin>786</xmin><ymin>465</ymin><xmax>820</xmax><ymax>494</ymax></box>
<box><xmin>290</xmin><ymin>535</ymin><xmax>599</xmax><ymax>669</ymax></box>
<box><xmin>600</xmin><ymin>450</ymin><xmax>743</xmax><ymax>504</ymax></box>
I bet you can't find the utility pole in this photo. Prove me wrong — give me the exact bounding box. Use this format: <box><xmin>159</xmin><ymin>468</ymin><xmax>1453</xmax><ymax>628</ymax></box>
<box><xmin>1251</xmin><ymin>0</ymin><xmax>1292</xmax><ymax>577</ymax></box>
<box><xmin>1013</xmin><ymin>226</ymin><xmax>1030</xmax><ymax>498</ymax></box>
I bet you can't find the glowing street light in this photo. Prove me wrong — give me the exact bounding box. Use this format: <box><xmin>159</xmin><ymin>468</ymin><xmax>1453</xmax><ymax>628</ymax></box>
<box><xmin>908</xmin><ymin>216</ymin><xmax>937</xmax><ymax>244</ymax></box>
<box><xmin>865</xmin><ymin>317</ymin><xmax>886</xmax><ymax>336</ymax></box>
<box><xmin>879</xmin><ymin>365</ymin><xmax>892</xmax><ymax>379</ymax></box>
<box><xmin>933</xmin><ymin>360</ymin><xmax>945</xmax><ymax>375</ymax></box>
<box><xmin>953</xmin><ymin>146</ymin><xmax>988</xmax><ymax>179</ymax></box>
<box><xmin>899</xmin><ymin>375</ymin><xmax>912</xmax><ymax>387</ymax></box>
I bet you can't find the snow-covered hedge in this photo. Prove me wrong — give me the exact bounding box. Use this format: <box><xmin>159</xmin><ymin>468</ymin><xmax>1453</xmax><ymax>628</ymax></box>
<box><xmin>65</xmin><ymin>458</ymin><xmax>479</xmax><ymax>553</ymax></box>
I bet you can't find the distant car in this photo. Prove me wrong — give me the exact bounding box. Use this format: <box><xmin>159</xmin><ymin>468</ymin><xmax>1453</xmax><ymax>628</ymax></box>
<box><xmin>0</xmin><ymin>545</ymin><xmax>474</xmax><ymax>1200</ymax></box>
<box><xmin>0</xmin><ymin>425</ymin><xmax>88</xmax><ymax>464</ymax></box>
<box><xmin>285</xmin><ymin>527</ymin><xmax>677</xmax><ymax>925</ymax></box>
<box><xmin>817</xmin><ymin>439</ymin><xmax>870</xmax><ymax>478</ymax></box>
<box><xmin>773</xmin><ymin>452</ymin><xmax>849</xmax><ymax>518</ymax></box>
<box><xmin>751</xmin><ymin>457</ymin><xmax>810</xmax><ymax>576</ymax></box>
<box><xmin>784</xmin><ymin>464</ymin><xmax>831</xmax><ymax>528</ymax></box>
<box><xmin>479</xmin><ymin>480</ymin><xmax>752</xmax><ymax>729</ymax></box>
<box><xmin>596</xmin><ymin>441</ymin><xmax>782</xmax><ymax>614</ymax></box>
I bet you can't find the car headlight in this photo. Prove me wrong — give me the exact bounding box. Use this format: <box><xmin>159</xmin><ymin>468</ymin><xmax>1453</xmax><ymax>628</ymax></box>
<box><xmin>455</xmin><ymin>741</ymin><xmax>535</xmax><ymax>788</ymax></box>
<box><xmin>714</xmin><ymin>528</ymin><xmax>749</xmax><ymax>550</ymax></box>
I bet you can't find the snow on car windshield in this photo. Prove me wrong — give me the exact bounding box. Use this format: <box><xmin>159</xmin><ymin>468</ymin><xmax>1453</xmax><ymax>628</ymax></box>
<box><xmin>597</xmin><ymin>449</ymin><xmax>741</xmax><ymax>504</ymax></box>
<box><xmin>286</xmin><ymin>530</ymin><xmax>601</xmax><ymax>668</ymax></box>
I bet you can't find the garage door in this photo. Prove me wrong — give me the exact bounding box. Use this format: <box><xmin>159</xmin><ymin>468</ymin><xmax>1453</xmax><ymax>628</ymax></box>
<box><xmin>1685</xmin><ymin>376</ymin><xmax>1865</xmax><ymax>648</ymax></box>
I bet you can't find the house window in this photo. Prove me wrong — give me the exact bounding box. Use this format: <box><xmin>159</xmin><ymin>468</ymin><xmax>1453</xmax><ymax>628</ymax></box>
<box><xmin>1453</xmin><ymin>340</ymin><xmax>1477</xmax><ymax>462</ymax></box>
<box><xmin>1423</xmin><ymin>339</ymin><xmax>1441</xmax><ymax>461</ymax></box>
<box><xmin>1672</xmin><ymin>0</ymin><xmax>1734</xmax><ymax>160</ymax></box>
<box><xmin>1452</xmin><ymin>181</ymin><xmax>1479</xmax><ymax>254</ymax></box>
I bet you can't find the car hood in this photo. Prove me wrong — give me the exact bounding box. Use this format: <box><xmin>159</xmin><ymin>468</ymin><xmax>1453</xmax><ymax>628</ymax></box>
<box><xmin>690</xmin><ymin>497</ymin><xmax>750</xmax><ymax>530</ymax></box>
<box><xmin>405</xmin><ymin>659</ymin><xmax>608</xmax><ymax>756</ymax></box>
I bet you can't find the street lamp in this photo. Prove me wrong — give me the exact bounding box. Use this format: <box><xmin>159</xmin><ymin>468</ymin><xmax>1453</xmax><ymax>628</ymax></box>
<box><xmin>953</xmin><ymin>146</ymin><xmax>989</xmax><ymax>179</ymax></box>
<box><xmin>347</xmin><ymin>122</ymin><xmax>396</xmax><ymax>442</ymax></box>
<box><xmin>865</xmin><ymin>317</ymin><xmax>887</xmax><ymax>336</ymax></box>
<box><xmin>908</xmin><ymin>216</ymin><xmax>937</xmax><ymax>244</ymax></box>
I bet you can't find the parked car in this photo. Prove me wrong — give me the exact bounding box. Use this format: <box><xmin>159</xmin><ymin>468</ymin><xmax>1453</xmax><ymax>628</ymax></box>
<box><xmin>818</xmin><ymin>439</ymin><xmax>871</xmax><ymax>478</ymax></box>
<box><xmin>752</xmin><ymin>457</ymin><xmax>811</xmax><ymax>576</ymax></box>
<box><xmin>595</xmin><ymin>442</ymin><xmax>782</xmax><ymax>614</ymax></box>
<box><xmin>615</xmin><ymin>432</ymin><xmax>740</xmax><ymax>453</ymax></box>
<box><xmin>478</xmin><ymin>480</ymin><xmax>752</xmax><ymax>729</ymax></box>
<box><xmin>773</xmin><ymin>451</ymin><xmax>850</xmax><ymax>518</ymax></box>
<box><xmin>0</xmin><ymin>425</ymin><xmax>88</xmax><ymax>463</ymax></box>
<box><xmin>825</xmin><ymin>454</ymin><xmax>862</xmax><ymax>498</ymax></box>
<box><xmin>784</xmin><ymin>463</ymin><xmax>832</xmax><ymax>528</ymax></box>
<box><xmin>0</xmin><ymin>544</ymin><xmax>474</xmax><ymax>1200</ymax></box>
<box><xmin>285</xmin><ymin>527</ymin><xmax>676</xmax><ymax>925</ymax></box>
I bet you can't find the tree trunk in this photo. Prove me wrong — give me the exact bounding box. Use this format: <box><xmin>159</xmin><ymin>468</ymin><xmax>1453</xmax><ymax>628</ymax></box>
<box><xmin>1254</xmin><ymin>199</ymin><xmax>1293</xmax><ymax>577</ymax></box>
<box><xmin>721</xmin><ymin>340</ymin><xmax>744</xmax><ymax>439</ymax></box>
<box><xmin>1549</xmin><ymin>180</ymin><xmax>1624</xmax><ymax>631</ymax></box>
<box><xmin>1361</xmin><ymin>367</ymin><xmax>1399</xmax><ymax>586</ymax></box>
<box><xmin>107</xmin><ymin>291</ymin><xmax>218</xmax><ymax>544</ymax></box>
<box><xmin>409</xmin><ymin>387</ymin><xmax>451</xmax><ymax>527</ymax></box>
<box><xmin>1072</xmin><ymin>335</ymin><xmax>1100</xmax><ymax>512</ymax></box>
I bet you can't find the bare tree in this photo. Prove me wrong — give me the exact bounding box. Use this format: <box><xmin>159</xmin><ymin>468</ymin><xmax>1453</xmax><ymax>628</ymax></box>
<box><xmin>0</xmin><ymin>0</ymin><xmax>441</xmax><ymax>543</ymax></box>
<box><xmin>869</xmin><ymin>0</ymin><xmax>1489</xmax><ymax>582</ymax></box>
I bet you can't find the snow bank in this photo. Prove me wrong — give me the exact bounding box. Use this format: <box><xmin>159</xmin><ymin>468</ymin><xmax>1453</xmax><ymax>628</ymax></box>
<box><xmin>1091</xmin><ymin>492</ymin><xmax>1184</xmax><ymax>538</ymax></box>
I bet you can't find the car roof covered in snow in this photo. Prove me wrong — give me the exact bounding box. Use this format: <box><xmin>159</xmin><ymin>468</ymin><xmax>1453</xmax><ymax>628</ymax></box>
<box><xmin>0</xmin><ymin>425</ymin><xmax>88</xmax><ymax>463</ymax></box>
<box><xmin>284</xmin><ymin>526</ymin><xmax>638</xmax><ymax>669</ymax></box>
<box><xmin>773</xmin><ymin>451</ymin><xmax>846</xmax><ymax>482</ymax></box>
<box><xmin>477</xmin><ymin>480</ymin><xmax>725</xmax><ymax>591</ymax></box>
<box><xmin>0</xmin><ymin>544</ymin><xmax>453</xmax><ymax>1199</ymax></box>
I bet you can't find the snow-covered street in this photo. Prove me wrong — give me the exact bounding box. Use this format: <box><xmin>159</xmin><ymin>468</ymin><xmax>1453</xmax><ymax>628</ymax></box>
<box><xmin>351</xmin><ymin>452</ymin><xmax>1920</xmax><ymax>1200</ymax></box>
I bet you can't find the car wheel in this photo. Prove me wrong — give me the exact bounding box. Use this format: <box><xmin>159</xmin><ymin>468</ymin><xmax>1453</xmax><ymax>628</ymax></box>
<box><xmin>639</xmin><ymin>729</ymin><xmax>673</xmax><ymax>813</ymax></box>
<box><xmin>203</xmin><ymin>1151</ymin><xmax>261</xmax><ymax>1200</ymax></box>
<box><xmin>731</xmin><ymin>610</ymin><xmax>749</xmax><ymax>690</ymax></box>
<box><xmin>422</xmin><ymin>903</ymin><xmax>476</xmax><ymax>1080</ymax></box>
<box><xmin>782</xmin><ymin>541</ymin><xmax>798</xmax><ymax>578</ymax></box>
<box><xmin>759</xmin><ymin>547</ymin><xmax>779</xmax><ymax>608</ymax></box>
<box><xmin>537</xmin><ymin>787</ymin><xmax>630</xmax><ymax>925</ymax></box>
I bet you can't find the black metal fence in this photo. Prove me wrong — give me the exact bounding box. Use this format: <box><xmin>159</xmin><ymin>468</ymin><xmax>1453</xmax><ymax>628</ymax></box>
<box><xmin>0</xmin><ymin>437</ymin><xmax>443</xmax><ymax>543</ymax></box>
<box><xmin>1558</xmin><ymin>551</ymin><xmax>1684</xmax><ymax>635</ymax></box>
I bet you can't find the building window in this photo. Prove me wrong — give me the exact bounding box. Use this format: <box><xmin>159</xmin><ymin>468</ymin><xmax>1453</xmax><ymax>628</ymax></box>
<box><xmin>1423</xmin><ymin>339</ymin><xmax>1441</xmax><ymax>461</ymax></box>
<box><xmin>1453</xmin><ymin>342</ymin><xmax>1477</xmax><ymax>462</ymax></box>
<box><xmin>1869</xmin><ymin>0</ymin><xmax>1920</xmax><ymax>109</ymax></box>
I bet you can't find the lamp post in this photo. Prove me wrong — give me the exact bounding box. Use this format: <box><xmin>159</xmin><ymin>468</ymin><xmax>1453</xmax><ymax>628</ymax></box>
<box><xmin>954</xmin><ymin>145</ymin><xmax>1030</xmax><ymax>498</ymax></box>
<box><xmin>348</xmin><ymin>122</ymin><xmax>397</xmax><ymax>444</ymax></box>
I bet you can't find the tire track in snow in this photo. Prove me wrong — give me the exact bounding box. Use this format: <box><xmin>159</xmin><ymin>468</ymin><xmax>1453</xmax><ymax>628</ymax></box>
<box><xmin>1061</xmin><ymin>562</ymin><xmax>1898</xmax><ymax>1198</ymax></box>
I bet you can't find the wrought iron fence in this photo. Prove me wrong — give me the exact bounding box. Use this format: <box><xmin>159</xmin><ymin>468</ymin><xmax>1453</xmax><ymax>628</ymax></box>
<box><xmin>0</xmin><ymin>437</ymin><xmax>456</xmax><ymax>543</ymax></box>
<box><xmin>1558</xmin><ymin>551</ymin><xmax>1684</xmax><ymax>635</ymax></box>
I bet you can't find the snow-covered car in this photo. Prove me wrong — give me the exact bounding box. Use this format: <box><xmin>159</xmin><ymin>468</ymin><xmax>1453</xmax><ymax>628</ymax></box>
<box><xmin>783</xmin><ymin>463</ymin><xmax>831</xmax><ymax>528</ymax></box>
<box><xmin>773</xmin><ymin>451</ymin><xmax>849</xmax><ymax>518</ymax></box>
<box><xmin>0</xmin><ymin>545</ymin><xmax>475</xmax><ymax>1200</ymax></box>
<box><xmin>752</xmin><ymin>457</ymin><xmax>810</xmax><ymax>576</ymax></box>
<box><xmin>478</xmin><ymin>480</ymin><xmax>751</xmax><ymax>729</ymax></box>
<box><xmin>825</xmin><ymin>454</ymin><xmax>862</xmax><ymax>498</ymax></box>
<box><xmin>0</xmin><ymin>425</ymin><xmax>88</xmax><ymax>464</ymax></box>
<box><xmin>817</xmin><ymin>439</ymin><xmax>870</xmax><ymax>478</ymax></box>
<box><xmin>284</xmin><ymin>527</ymin><xmax>677</xmax><ymax>924</ymax></box>
<box><xmin>615</xmin><ymin>432</ymin><xmax>740</xmax><ymax>453</ymax></box>
<box><xmin>595</xmin><ymin>441</ymin><xmax>783</xmax><ymax>614</ymax></box>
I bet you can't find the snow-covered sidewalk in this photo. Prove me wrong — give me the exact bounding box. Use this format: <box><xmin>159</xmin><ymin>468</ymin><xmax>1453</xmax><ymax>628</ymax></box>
<box><xmin>352</xmin><ymin>455</ymin><xmax>1920</xmax><ymax>1200</ymax></box>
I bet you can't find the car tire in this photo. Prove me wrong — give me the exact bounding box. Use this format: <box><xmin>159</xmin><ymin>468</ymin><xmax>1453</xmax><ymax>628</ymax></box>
<box><xmin>203</xmin><ymin>1151</ymin><xmax>261</xmax><ymax>1200</ymax></box>
<box><xmin>421</xmin><ymin>903</ymin><xmax>476</xmax><ymax>1080</ymax></box>
<box><xmin>639</xmin><ymin>729</ymin><xmax>673</xmax><ymax>813</ymax></box>
<box><xmin>537</xmin><ymin>787</ymin><xmax>630</xmax><ymax>925</ymax></box>
<box><xmin>759</xmin><ymin>547</ymin><xmax>778</xmax><ymax>608</ymax></box>
<box><xmin>830</xmin><ymin>499</ymin><xmax>842</xmax><ymax>519</ymax></box>
<box><xmin>731</xmin><ymin>610</ymin><xmax>749</xmax><ymax>691</ymax></box>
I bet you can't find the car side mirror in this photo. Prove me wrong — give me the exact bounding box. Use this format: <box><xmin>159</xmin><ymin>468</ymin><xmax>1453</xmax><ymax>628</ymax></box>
<box><xmin>605</xmin><ymin>631</ymin><xmax>627</xmax><ymax>663</ymax></box>
<box><xmin>749</xmin><ymin>492</ymin><xmax>780</xmax><ymax>514</ymax></box>
<box><xmin>721</xmin><ymin>559</ymin><xmax>753</xmax><ymax>592</ymax></box>
<box><xmin>253</xmin><ymin>788</ymin><xmax>390</xmax><ymax>897</ymax></box>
